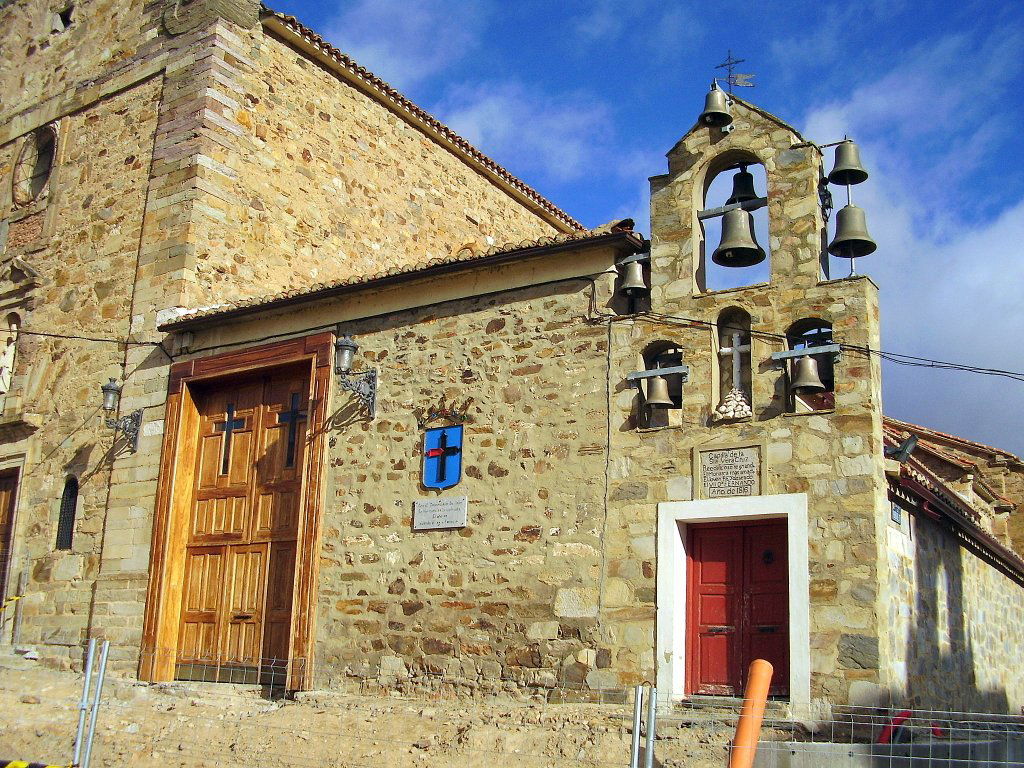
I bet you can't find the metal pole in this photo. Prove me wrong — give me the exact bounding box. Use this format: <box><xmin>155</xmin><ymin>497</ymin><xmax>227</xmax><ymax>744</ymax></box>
<box><xmin>644</xmin><ymin>685</ymin><xmax>657</xmax><ymax>768</ymax></box>
<box><xmin>81</xmin><ymin>640</ymin><xmax>110</xmax><ymax>768</ymax></box>
<box><xmin>629</xmin><ymin>684</ymin><xmax>643</xmax><ymax>768</ymax></box>
<box><xmin>72</xmin><ymin>638</ymin><xmax>96</xmax><ymax>767</ymax></box>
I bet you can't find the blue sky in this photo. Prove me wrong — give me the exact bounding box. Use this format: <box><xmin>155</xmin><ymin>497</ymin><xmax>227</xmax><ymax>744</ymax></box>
<box><xmin>271</xmin><ymin>0</ymin><xmax>1024</xmax><ymax>454</ymax></box>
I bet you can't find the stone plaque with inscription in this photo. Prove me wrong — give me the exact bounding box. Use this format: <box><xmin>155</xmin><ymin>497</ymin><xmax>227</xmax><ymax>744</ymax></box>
<box><xmin>413</xmin><ymin>496</ymin><xmax>468</xmax><ymax>530</ymax></box>
<box><xmin>700</xmin><ymin>447</ymin><xmax>760</xmax><ymax>498</ymax></box>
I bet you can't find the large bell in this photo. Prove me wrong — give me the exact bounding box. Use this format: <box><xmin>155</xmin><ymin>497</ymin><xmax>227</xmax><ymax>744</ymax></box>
<box><xmin>619</xmin><ymin>261</ymin><xmax>648</xmax><ymax>297</ymax></box>
<box><xmin>725</xmin><ymin>166</ymin><xmax>759</xmax><ymax>205</ymax></box>
<box><xmin>828</xmin><ymin>204</ymin><xmax>877</xmax><ymax>258</ymax></box>
<box><xmin>646</xmin><ymin>375</ymin><xmax>674</xmax><ymax>408</ymax></box>
<box><xmin>712</xmin><ymin>208</ymin><xmax>766</xmax><ymax>267</ymax></box>
<box><xmin>791</xmin><ymin>355</ymin><xmax>826</xmax><ymax>394</ymax></box>
<box><xmin>828</xmin><ymin>140</ymin><xmax>869</xmax><ymax>186</ymax></box>
<box><xmin>698</xmin><ymin>81</ymin><xmax>732</xmax><ymax>129</ymax></box>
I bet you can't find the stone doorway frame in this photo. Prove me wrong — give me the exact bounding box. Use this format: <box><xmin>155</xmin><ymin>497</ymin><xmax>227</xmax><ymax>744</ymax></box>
<box><xmin>139</xmin><ymin>332</ymin><xmax>333</xmax><ymax>690</ymax></box>
<box><xmin>656</xmin><ymin>493</ymin><xmax>811</xmax><ymax>709</ymax></box>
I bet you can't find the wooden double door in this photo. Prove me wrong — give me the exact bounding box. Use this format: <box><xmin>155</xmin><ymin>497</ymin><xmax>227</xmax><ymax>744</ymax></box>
<box><xmin>176</xmin><ymin>367</ymin><xmax>309</xmax><ymax>685</ymax></box>
<box><xmin>687</xmin><ymin>520</ymin><xmax>790</xmax><ymax>697</ymax></box>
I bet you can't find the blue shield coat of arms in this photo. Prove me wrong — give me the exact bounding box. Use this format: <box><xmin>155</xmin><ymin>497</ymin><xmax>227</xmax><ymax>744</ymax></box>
<box><xmin>422</xmin><ymin>425</ymin><xmax>463</xmax><ymax>490</ymax></box>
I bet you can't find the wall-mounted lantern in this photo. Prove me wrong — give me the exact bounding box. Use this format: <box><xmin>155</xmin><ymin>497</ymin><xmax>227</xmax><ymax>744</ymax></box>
<box><xmin>100</xmin><ymin>378</ymin><xmax>143</xmax><ymax>452</ymax></box>
<box><xmin>334</xmin><ymin>329</ymin><xmax>377</xmax><ymax>418</ymax></box>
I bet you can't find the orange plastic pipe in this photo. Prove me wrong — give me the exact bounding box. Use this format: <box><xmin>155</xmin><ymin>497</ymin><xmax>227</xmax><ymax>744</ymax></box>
<box><xmin>727</xmin><ymin>659</ymin><xmax>774</xmax><ymax>768</ymax></box>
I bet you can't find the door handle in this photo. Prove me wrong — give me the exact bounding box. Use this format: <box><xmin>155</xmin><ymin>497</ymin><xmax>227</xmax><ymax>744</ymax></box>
<box><xmin>233</xmin><ymin>613</ymin><xmax>254</xmax><ymax>621</ymax></box>
<box><xmin>706</xmin><ymin>626</ymin><xmax>732</xmax><ymax>634</ymax></box>
<box><xmin>757</xmin><ymin>625</ymin><xmax>779</xmax><ymax>633</ymax></box>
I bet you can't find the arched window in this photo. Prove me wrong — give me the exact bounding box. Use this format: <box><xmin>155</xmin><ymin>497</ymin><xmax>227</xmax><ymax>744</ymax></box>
<box><xmin>786</xmin><ymin>318</ymin><xmax>835</xmax><ymax>413</ymax></box>
<box><xmin>700</xmin><ymin>160</ymin><xmax>770</xmax><ymax>292</ymax></box>
<box><xmin>714</xmin><ymin>308</ymin><xmax>753</xmax><ymax>421</ymax></box>
<box><xmin>12</xmin><ymin>125</ymin><xmax>57</xmax><ymax>207</ymax></box>
<box><xmin>638</xmin><ymin>341</ymin><xmax>684</xmax><ymax>429</ymax></box>
<box><xmin>55</xmin><ymin>476</ymin><xmax>78</xmax><ymax>551</ymax></box>
<box><xmin>0</xmin><ymin>313</ymin><xmax>20</xmax><ymax>400</ymax></box>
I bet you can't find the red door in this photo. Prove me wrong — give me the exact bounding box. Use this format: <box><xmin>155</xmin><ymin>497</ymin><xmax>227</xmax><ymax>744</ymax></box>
<box><xmin>687</xmin><ymin>520</ymin><xmax>789</xmax><ymax>697</ymax></box>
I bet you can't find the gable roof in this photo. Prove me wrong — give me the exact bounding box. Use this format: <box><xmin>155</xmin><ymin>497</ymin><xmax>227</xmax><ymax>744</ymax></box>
<box><xmin>260</xmin><ymin>6</ymin><xmax>583</xmax><ymax>234</ymax></box>
<box><xmin>159</xmin><ymin>224</ymin><xmax>644</xmax><ymax>332</ymax></box>
<box><xmin>884</xmin><ymin>416</ymin><xmax>1022</xmax><ymax>466</ymax></box>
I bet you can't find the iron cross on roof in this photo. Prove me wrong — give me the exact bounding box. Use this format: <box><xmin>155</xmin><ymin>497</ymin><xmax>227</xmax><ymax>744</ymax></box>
<box><xmin>716</xmin><ymin>50</ymin><xmax>755</xmax><ymax>95</ymax></box>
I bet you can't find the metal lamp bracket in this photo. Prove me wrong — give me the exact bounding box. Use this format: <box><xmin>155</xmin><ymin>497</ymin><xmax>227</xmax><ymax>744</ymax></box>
<box><xmin>105</xmin><ymin>409</ymin><xmax>143</xmax><ymax>453</ymax></box>
<box><xmin>338</xmin><ymin>368</ymin><xmax>378</xmax><ymax>418</ymax></box>
<box><xmin>770</xmin><ymin>343</ymin><xmax>841</xmax><ymax>366</ymax></box>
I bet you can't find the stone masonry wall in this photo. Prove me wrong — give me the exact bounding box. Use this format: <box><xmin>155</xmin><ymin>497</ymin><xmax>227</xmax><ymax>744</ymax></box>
<box><xmin>884</xmin><ymin>507</ymin><xmax>1024</xmax><ymax>712</ymax></box>
<box><xmin>177</xmin><ymin>27</ymin><xmax>562</xmax><ymax>306</ymax></box>
<box><xmin>316</xmin><ymin>278</ymin><xmax>613</xmax><ymax>692</ymax></box>
<box><xmin>0</xmin><ymin>75</ymin><xmax>164</xmax><ymax>657</ymax></box>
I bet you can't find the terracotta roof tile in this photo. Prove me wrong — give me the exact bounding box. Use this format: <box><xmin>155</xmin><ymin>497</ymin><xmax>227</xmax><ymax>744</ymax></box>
<box><xmin>883</xmin><ymin>416</ymin><xmax>1021</xmax><ymax>465</ymax></box>
<box><xmin>260</xmin><ymin>5</ymin><xmax>583</xmax><ymax>233</ymax></box>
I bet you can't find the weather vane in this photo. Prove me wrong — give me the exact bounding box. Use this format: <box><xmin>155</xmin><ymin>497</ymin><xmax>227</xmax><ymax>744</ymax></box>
<box><xmin>715</xmin><ymin>50</ymin><xmax>755</xmax><ymax>95</ymax></box>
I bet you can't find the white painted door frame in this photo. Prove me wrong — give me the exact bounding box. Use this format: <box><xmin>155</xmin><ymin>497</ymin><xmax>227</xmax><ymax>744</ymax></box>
<box><xmin>656</xmin><ymin>493</ymin><xmax>811</xmax><ymax>709</ymax></box>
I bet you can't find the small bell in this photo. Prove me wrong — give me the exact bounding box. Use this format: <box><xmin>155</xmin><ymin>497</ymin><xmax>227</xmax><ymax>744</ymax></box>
<box><xmin>828</xmin><ymin>204</ymin><xmax>877</xmax><ymax>258</ymax></box>
<box><xmin>645</xmin><ymin>375</ymin><xmax>674</xmax><ymax>408</ymax></box>
<box><xmin>790</xmin><ymin>355</ymin><xmax>826</xmax><ymax>394</ymax></box>
<box><xmin>619</xmin><ymin>261</ymin><xmax>648</xmax><ymax>297</ymax></box>
<box><xmin>828</xmin><ymin>140</ymin><xmax>869</xmax><ymax>186</ymax></box>
<box><xmin>698</xmin><ymin>81</ymin><xmax>732</xmax><ymax>129</ymax></box>
<box><xmin>725</xmin><ymin>166</ymin><xmax>759</xmax><ymax>205</ymax></box>
<box><xmin>712</xmin><ymin>208</ymin><xmax>766</xmax><ymax>267</ymax></box>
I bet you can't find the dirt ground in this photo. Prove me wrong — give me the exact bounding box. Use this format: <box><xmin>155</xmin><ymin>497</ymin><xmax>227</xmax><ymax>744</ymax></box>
<box><xmin>0</xmin><ymin>652</ymin><xmax>734</xmax><ymax>768</ymax></box>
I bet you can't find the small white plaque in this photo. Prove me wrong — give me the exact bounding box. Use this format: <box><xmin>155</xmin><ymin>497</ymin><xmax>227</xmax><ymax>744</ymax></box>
<box><xmin>700</xmin><ymin>447</ymin><xmax>760</xmax><ymax>498</ymax></box>
<box><xmin>413</xmin><ymin>496</ymin><xmax>468</xmax><ymax>530</ymax></box>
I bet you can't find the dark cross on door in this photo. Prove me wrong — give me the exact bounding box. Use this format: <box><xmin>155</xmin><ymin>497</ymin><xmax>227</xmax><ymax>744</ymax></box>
<box><xmin>215</xmin><ymin>403</ymin><xmax>246</xmax><ymax>476</ymax></box>
<box><xmin>425</xmin><ymin>429</ymin><xmax>461</xmax><ymax>485</ymax></box>
<box><xmin>276</xmin><ymin>392</ymin><xmax>307</xmax><ymax>468</ymax></box>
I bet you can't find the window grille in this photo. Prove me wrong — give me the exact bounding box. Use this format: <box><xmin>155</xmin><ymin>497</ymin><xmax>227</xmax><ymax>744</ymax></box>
<box><xmin>55</xmin><ymin>476</ymin><xmax>78</xmax><ymax>551</ymax></box>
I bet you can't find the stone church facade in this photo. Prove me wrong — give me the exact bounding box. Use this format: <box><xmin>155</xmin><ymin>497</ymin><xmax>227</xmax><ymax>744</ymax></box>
<box><xmin>1</xmin><ymin>0</ymin><xmax>1022</xmax><ymax>714</ymax></box>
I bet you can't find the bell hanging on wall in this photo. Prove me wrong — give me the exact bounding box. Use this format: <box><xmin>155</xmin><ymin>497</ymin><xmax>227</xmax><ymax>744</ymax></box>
<box><xmin>698</xmin><ymin>81</ymin><xmax>732</xmax><ymax>129</ymax></box>
<box><xmin>828</xmin><ymin>140</ymin><xmax>869</xmax><ymax>186</ymax></box>
<box><xmin>828</xmin><ymin>204</ymin><xmax>877</xmax><ymax>258</ymax></box>
<box><xmin>619</xmin><ymin>261</ymin><xmax>648</xmax><ymax>297</ymax></box>
<box><xmin>725</xmin><ymin>165</ymin><xmax>759</xmax><ymax>205</ymax></box>
<box><xmin>645</xmin><ymin>375</ymin><xmax>674</xmax><ymax>408</ymax></box>
<box><xmin>791</xmin><ymin>355</ymin><xmax>826</xmax><ymax>394</ymax></box>
<box><xmin>712</xmin><ymin>208</ymin><xmax>766</xmax><ymax>267</ymax></box>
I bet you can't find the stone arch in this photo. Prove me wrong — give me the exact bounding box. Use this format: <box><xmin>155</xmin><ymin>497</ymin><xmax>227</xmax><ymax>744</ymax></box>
<box><xmin>696</xmin><ymin>148</ymin><xmax>772</xmax><ymax>293</ymax></box>
<box><xmin>713</xmin><ymin>306</ymin><xmax>753</xmax><ymax>421</ymax></box>
<box><xmin>785</xmin><ymin>317</ymin><xmax>835</xmax><ymax>413</ymax></box>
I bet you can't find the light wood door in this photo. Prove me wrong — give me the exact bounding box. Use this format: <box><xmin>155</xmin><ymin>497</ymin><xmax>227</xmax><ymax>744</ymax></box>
<box><xmin>0</xmin><ymin>470</ymin><xmax>19</xmax><ymax>602</ymax></box>
<box><xmin>176</xmin><ymin>368</ymin><xmax>307</xmax><ymax>685</ymax></box>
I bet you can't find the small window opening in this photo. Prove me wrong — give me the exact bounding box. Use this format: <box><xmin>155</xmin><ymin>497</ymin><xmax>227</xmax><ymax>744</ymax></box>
<box><xmin>786</xmin><ymin>319</ymin><xmax>835</xmax><ymax>413</ymax></box>
<box><xmin>638</xmin><ymin>342</ymin><xmax>684</xmax><ymax>429</ymax></box>
<box><xmin>700</xmin><ymin>163</ymin><xmax>770</xmax><ymax>292</ymax></box>
<box><xmin>714</xmin><ymin>308</ymin><xmax>753</xmax><ymax>421</ymax></box>
<box><xmin>12</xmin><ymin>125</ymin><xmax>57</xmax><ymax>206</ymax></box>
<box><xmin>55</xmin><ymin>475</ymin><xmax>78</xmax><ymax>551</ymax></box>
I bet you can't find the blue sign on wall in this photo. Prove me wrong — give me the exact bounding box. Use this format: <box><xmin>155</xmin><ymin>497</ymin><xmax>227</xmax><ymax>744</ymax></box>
<box><xmin>422</xmin><ymin>425</ymin><xmax>463</xmax><ymax>490</ymax></box>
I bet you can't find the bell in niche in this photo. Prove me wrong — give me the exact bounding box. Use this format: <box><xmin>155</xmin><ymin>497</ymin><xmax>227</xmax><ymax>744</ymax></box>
<box><xmin>619</xmin><ymin>260</ymin><xmax>648</xmax><ymax>297</ymax></box>
<box><xmin>828</xmin><ymin>204</ymin><xmax>877</xmax><ymax>258</ymax></box>
<box><xmin>645</xmin><ymin>374</ymin><xmax>674</xmax><ymax>408</ymax></box>
<box><xmin>712</xmin><ymin>207</ymin><xmax>766</xmax><ymax>267</ymax></box>
<box><xmin>828</xmin><ymin>140</ymin><xmax>869</xmax><ymax>186</ymax></box>
<box><xmin>725</xmin><ymin>165</ymin><xmax>759</xmax><ymax>205</ymax></box>
<box><xmin>790</xmin><ymin>354</ymin><xmax>826</xmax><ymax>394</ymax></box>
<box><xmin>698</xmin><ymin>81</ymin><xmax>732</xmax><ymax>129</ymax></box>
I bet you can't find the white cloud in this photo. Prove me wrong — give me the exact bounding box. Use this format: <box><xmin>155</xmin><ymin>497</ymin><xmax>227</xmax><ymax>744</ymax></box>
<box><xmin>802</xmin><ymin>30</ymin><xmax>1024</xmax><ymax>453</ymax></box>
<box><xmin>436</xmin><ymin>81</ymin><xmax>618</xmax><ymax>184</ymax></box>
<box><xmin>319</xmin><ymin>0</ymin><xmax>489</xmax><ymax>91</ymax></box>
